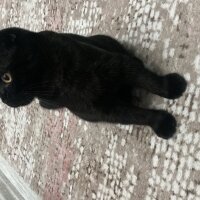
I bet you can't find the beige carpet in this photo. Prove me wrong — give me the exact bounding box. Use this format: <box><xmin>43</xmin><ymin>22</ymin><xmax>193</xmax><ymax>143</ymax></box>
<box><xmin>0</xmin><ymin>0</ymin><xmax>200</xmax><ymax>199</ymax></box>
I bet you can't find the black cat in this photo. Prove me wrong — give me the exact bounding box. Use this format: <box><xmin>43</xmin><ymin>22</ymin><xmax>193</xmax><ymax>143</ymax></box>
<box><xmin>0</xmin><ymin>27</ymin><xmax>187</xmax><ymax>139</ymax></box>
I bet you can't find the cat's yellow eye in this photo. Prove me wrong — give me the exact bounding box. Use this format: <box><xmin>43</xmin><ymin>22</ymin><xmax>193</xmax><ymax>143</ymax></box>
<box><xmin>1</xmin><ymin>73</ymin><xmax>12</xmax><ymax>84</ymax></box>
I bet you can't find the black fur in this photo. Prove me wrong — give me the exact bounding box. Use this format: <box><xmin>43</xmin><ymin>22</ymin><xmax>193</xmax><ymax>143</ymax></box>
<box><xmin>0</xmin><ymin>27</ymin><xmax>187</xmax><ymax>139</ymax></box>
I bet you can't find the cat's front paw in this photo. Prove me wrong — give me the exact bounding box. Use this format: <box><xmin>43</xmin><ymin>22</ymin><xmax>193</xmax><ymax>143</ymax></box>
<box><xmin>152</xmin><ymin>112</ymin><xmax>177</xmax><ymax>139</ymax></box>
<box><xmin>164</xmin><ymin>73</ymin><xmax>187</xmax><ymax>99</ymax></box>
<box><xmin>39</xmin><ymin>100</ymin><xmax>62</xmax><ymax>109</ymax></box>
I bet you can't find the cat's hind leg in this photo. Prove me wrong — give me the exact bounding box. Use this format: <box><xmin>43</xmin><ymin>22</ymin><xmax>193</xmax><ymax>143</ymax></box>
<box><xmin>75</xmin><ymin>105</ymin><xmax>177</xmax><ymax>139</ymax></box>
<box><xmin>119</xmin><ymin>56</ymin><xmax>187</xmax><ymax>99</ymax></box>
<box><xmin>133</xmin><ymin>70</ymin><xmax>187</xmax><ymax>99</ymax></box>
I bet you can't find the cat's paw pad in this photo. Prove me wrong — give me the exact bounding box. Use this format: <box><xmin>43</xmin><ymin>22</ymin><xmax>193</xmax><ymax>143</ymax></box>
<box><xmin>164</xmin><ymin>73</ymin><xmax>187</xmax><ymax>99</ymax></box>
<box><xmin>152</xmin><ymin>112</ymin><xmax>177</xmax><ymax>139</ymax></box>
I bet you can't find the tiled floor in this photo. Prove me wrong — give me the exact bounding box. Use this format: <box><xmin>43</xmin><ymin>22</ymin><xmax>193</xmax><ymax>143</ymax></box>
<box><xmin>0</xmin><ymin>156</ymin><xmax>39</xmax><ymax>200</ymax></box>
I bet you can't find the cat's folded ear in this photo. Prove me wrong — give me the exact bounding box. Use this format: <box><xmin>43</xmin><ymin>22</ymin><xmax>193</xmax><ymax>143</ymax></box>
<box><xmin>9</xmin><ymin>34</ymin><xmax>16</xmax><ymax>43</ymax></box>
<box><xmin>3</xmin><ymin>33</ymin><xmax>17</xmax><ymax>48</ymax></box>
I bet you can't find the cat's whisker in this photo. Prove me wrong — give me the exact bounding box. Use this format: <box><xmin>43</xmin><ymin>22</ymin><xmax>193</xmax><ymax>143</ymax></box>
<box><xmin>23</xmin><ymin>91</ymin><xmax>53</xmax><ymax>95</ymax></box>
<box><xmin>23</xmin><ymin>91</ymin><xmax>54</xmax><ymax>97</ymax></box>
<box><xmin>36</xmin><ymin>97</ymin><xmax>60</xmax><ymax>107</ymax></box>
<box><xmin>22</xmin><ymin>82</ymin><xmax>55</xmax><ymax>91</ymax></box>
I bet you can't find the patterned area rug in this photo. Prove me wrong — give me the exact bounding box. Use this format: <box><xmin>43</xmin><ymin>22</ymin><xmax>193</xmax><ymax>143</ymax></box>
<box><xmin>0</xmin><ymin>0</ymin><xmax>200</xmax><ymax>199</ymax></box>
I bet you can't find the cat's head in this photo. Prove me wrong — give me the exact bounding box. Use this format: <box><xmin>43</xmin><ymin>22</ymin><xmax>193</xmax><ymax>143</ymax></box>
<box><xmin>0</xmin><ymin>27</ymin><xmax>43</xmax><ymax>107</ymax></box>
